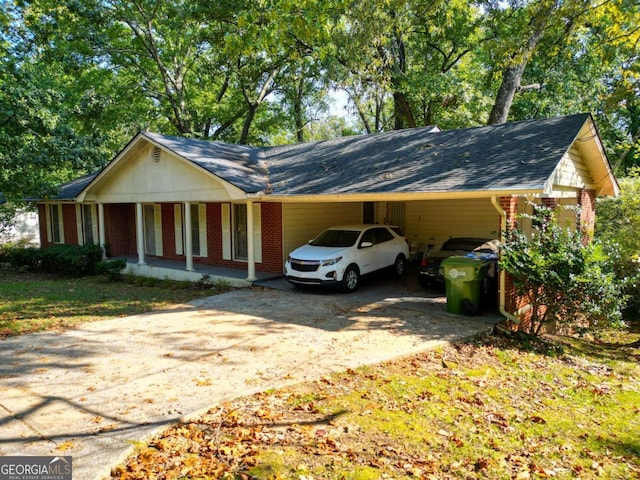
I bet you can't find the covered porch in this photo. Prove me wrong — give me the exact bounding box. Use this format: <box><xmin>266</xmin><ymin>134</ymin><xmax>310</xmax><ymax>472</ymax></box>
<box><xmin>120</xmin><ymin>256</ymin><xmax>282</xmax><ymax>288</ymax></box>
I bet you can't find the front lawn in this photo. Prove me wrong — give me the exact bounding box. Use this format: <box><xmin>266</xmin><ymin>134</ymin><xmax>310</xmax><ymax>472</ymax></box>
<box><xmin>113</xmin><ymin>331</ymin><xmax>640</xmax><ymax>479</ymax></box>
<box><xmin>0</xmin><ymin>269</ymin><xmax>222</xmax><ymax>337</ymax></box>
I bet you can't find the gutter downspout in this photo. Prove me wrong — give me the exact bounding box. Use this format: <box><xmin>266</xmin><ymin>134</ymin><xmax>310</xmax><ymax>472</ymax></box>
<box><xmin>491</xmin><ymin>195</ymin><xmax>521</xmax><ymax>325</ymax></box>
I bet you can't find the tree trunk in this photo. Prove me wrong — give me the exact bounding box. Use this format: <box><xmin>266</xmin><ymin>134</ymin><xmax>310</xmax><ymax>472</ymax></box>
<box><xmin>487</xmin><ymin>63</ymin><xmax>527</xmax><ymax>125</ymax></box>
<box><xmin>294</xmin><ymin>77</ymin><xmax>305</xmax><ymax>143</ymax></box>
<box><xmin>239</xmin><ymin>104</ymin><xmax>257</xmax><ymax>145</ymax></box>
<box><xmin>487</xmin><ymin>2</ymin><xmax>555</xmax><ymax>125</ymax></box>
<box><xmin>393</xmin><ymin>91</ymin><xmax>416</xmax><ymax>130</ymax></box>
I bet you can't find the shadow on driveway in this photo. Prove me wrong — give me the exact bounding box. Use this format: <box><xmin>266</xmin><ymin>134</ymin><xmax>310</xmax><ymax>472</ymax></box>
<box><xmin>0</xmin><ymin>271</ymin><xmax>499</xmax><ymax>480</ymax></box>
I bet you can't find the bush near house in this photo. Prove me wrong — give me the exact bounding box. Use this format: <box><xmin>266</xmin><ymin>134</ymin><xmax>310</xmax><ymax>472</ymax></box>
<box><xmin>500</xmin><ymin>204</ymin><xmax>627</xmax><ymax>336</ymax></box>
<box><xmin>595</xmin><ymin>172</ymin><xmax>640</xmax><ymax>319</ymax></box>
<box><xmin>5</xmin><ymin>244</ymin><xmax>104</xmax><ymax>276</ymax></box>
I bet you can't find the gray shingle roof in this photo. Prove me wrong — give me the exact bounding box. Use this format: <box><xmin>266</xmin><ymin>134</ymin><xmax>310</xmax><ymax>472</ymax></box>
<box><xmin>263</xmin><ymin>113</ymin><xmax>591</xmax><ymax>195</ymax></box>
<box><xmin>45</xmin><ymin>113</ymin><xmax>594</xmax><ymax>201</ymax></box>
<box><xmin>50</xmin><ymin>172</ymin><xmax>100</xmax><ymax>201</ymax></box>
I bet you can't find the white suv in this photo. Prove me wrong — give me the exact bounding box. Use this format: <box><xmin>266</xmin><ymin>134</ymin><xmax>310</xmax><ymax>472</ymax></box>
<box><xmin>285</xmin><ymin>225</ymin><xmax>409</xmax><ymax>292</ymax></box>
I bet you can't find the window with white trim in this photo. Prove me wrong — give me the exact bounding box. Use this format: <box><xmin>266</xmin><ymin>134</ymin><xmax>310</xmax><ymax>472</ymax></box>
<box><xmin>143</xmin><ymin>204</ymin><xmax>163</xmax><ymax>256</ymax></box>
<box><xmin>77</xmin><ymin>204</ymin><xmax>98</xmax><ymax>245</ymax></box>
<box><xmin>46</xmin><ymin>204</ymin><xmax>64</xmax><ymax>244</ymax></box>
<box><xmin>174</xmin><ymin>203</ymin><xmax>207</xmax><ymax>257</ymax></box>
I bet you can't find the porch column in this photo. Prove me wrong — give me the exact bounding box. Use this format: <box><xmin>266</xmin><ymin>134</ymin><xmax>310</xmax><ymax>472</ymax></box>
<box><xmin>98</xmin><ymin>203</ymin><xmax>107</xmax><ymax>259</ymax></box>
<box><xmin>246</xmin><ymin>200</ymin><xmax>256</xmax><ymax>281</ymax></box>
<box><xmin>184</xmin><ymin>202</ymin><xmax>195</xmax><ymax>271</ymax></box>
<box><xmin>135</xmin><ymin>202</ymin><xmax>146</xmax><ymax>265</ymax></box>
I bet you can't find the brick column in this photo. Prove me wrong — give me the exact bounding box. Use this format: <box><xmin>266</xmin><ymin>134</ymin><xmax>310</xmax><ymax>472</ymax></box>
<box><xmin>579</xmin><ymin>189</ymin><xmax>596</xmax><ymax>244</ymax></box>
<box><xmin>499</xmin><ymin>196</ymin><xmax>519</xmax><ymax>316</ymax></box>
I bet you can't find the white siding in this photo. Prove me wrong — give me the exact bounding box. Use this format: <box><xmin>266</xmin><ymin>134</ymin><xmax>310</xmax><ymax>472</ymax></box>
<box><xmin>282</xmin><ymin>202</ymin><xmax>362</xmax><ymax>257</ymax></box>
<box><xmin>546</xmin><ymin>148</ymin><xmax>595</xmax><ymax>198</ymax></box>
<box><xmin>405</xmin><ymin>199</ymin><xmax>500</xmax><ymax>248</ymax></box>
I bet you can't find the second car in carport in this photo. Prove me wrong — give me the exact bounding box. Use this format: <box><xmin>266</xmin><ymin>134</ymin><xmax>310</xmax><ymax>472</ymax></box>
<box><xmin>418</xmin><ymin>237</ymin><xmax>500</xmax><ymax>289</ymax></box>
<box><xmin>285</xmin><ymin>225</ymin><xmax>409</xmax><ymax>292</ymax></box>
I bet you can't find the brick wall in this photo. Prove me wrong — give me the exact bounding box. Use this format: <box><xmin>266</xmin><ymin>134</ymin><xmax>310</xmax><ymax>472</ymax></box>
<box><xmin>105</xmin><ymin>204</ymin><xmax>136</xmax><ymax>257</ymax></box>
<box><xmin>579</xmin><ymin>189</ymin><xmax>596</xmax><ymax>243</ymax></box>
<box><xmin>62</xmin><ymin>204</ymin><xmax>78</xmax><ymax>245</ymax></box>
<box><xmin>37</xmin><ymin>204</ymin><xmax>49</xmax><ymax>247</ymax></box>
<box><xmin>135</xmin><ymin>202</ymin><xmax>284</xmax><ymax>275</ymax></box>
<box><xmin>259</xmin><ymin>202</ymin><xmax>284</xmax><ymax>273</ymax></box>
<box><xmin>161</xmin><ymin>203</ymin><xmax>180</xmax><ymax>261</ymax></box>
<box><xmin>499</xmin><ymin>196</ymin><xmax>519</xmax><ymax>316</ymax></box>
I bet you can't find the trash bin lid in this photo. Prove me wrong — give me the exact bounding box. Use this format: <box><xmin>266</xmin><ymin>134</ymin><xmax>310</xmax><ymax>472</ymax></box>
<box><xmin>442</xmin><ymin>255</ymin><xmax>484</xmax><ymax>279</ymax></box>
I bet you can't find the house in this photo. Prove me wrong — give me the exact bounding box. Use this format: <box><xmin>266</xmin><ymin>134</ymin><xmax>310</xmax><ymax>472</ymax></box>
<box><xmin>0</xmin><ymin>194</ymin><xmax>40</xmax><ymax>245</ymax></box>
<box><xmin>35</xmin><ymin>113</ymin><xmax>618</xmax><ymax>321</ymax></box>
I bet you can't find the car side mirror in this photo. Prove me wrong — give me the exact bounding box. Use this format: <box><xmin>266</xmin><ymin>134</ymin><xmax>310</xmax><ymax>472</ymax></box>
<box><xmin>359</xmin><ymin>241</ymin><xmax>374</xmax><ymax>248</ymax></box>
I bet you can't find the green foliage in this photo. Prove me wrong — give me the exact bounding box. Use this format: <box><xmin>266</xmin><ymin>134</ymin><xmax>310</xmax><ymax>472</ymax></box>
<box><xmin>8</xmin><ymin>244</ymin><xmax>104</xmax><ymax>276</ymax></box>
<box><xmin>1</xmin><ymin>0</ymin><xmax>639</xmax><ymax>203</ymax></box>
<box><xmin>37</xmin><ymin>244</ymin><xmax>104</xmax><ymax>275</ymax></box>
<box><xmin>500</xmin><ymin>204</ymin><xmax>627</xmax><ymax>335</ymax></box>
<box><xmin>5</xmin><ymin>245</ymin><xmax>41</xmax><ymax>270</ymax></box>
<box><xmin>595</xmin><ymin>173</ymin><xmax>640</xmax><ymax>318</ymax></box>
<box><xmin>95</xmin><ymin>258</ymin><xmax>126</xmax><ymax>281</ymax></box>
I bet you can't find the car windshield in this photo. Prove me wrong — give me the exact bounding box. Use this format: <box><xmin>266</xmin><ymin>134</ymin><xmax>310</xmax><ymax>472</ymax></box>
<box><xmin>310</xmin><ymin>229</ymin><xmax>360</xmax><ymax>247</ymax></box>
<box><xmin>441</xmin><ymin>239</ymin><xmax>486</xmax><ymax>251</ymax></box>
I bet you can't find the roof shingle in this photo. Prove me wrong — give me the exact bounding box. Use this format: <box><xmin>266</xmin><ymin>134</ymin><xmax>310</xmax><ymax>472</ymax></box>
<box><xmin>48</xmin><ymin>113</ymin><xmax>595</xmax><ymax>200</ymax></box>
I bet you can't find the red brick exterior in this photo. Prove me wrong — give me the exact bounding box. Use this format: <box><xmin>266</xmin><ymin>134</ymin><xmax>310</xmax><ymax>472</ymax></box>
<box><xmin>579</xmin><ymin>189</ymin><xmax>596</xmax><ymax>243</ymax></box>
<box><xmin>37</xmin><ymin>201</ymin><xmax>284</xmax><ymax>274</ymax></box>
<box><xmin>37</xmin><ymin>204</ymin><xmax>49</xmax><ymax>247</ymax></box>
<box><xmin>38</xmin><ymin>203</ymin><xmax>78</xmax><ymax>248</ymax></box>
<box><xmin>104</xmin><ymin>204</ymin><xmax>136</xmax><ymax>257</ymax></box>
<box><xmin>499</xmin><ymin>196</ymin><xmax>519</xmax><ymax>318</ymax></box>
<box><xmin>259</xmin><ymin>202</ymin><xmax>284</xmax><ymax>273</ymax></box>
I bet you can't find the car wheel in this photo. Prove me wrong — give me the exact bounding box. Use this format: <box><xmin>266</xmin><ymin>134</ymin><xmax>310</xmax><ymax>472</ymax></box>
<box><xmin>342</xmin><ymin>265</ymin><xmax>360</xmax><ymax>292</ymax></box>
<box><xmin>394</xmin><ymin>255</ymin><xmax>406</xmax><ymax>277</ymax></box>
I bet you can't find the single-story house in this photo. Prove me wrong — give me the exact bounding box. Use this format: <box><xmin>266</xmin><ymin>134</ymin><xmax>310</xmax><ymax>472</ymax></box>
<box><xmin>35</xmin><ymin>112</ymin><xmax>618</xmax><ymax>323</ymax></box>
<box><xmin>0</xmin><ymin>194</ymin><xmax>40</xmax><ymax>245</ymax></box>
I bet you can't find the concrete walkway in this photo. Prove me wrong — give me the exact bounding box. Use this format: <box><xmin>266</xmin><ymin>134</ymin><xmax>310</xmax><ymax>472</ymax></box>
<box><xmin>0</xmin><ymin>280</ymin><xmax>498</xmax><ymax>480</ymax></box>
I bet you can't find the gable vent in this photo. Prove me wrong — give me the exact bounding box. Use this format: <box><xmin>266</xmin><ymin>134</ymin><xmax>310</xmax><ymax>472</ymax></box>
<box><xmin>152</xmin><ymin>146</ymin><xmax>161</xmax><ymax>162</ymax></box>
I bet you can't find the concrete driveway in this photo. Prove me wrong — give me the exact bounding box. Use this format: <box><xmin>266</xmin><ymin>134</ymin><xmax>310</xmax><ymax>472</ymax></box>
<box><xmin>0</xmin><ymin>274</ymin><xmax>498</xmax><ymax>480</ymax></box>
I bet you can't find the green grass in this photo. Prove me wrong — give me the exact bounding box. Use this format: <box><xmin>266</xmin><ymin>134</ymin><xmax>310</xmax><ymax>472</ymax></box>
<box><xmin>113</xmin><ymin>330</ymin><xmax>640</xmax><ymax>480</ymax></box>
<box><xmin>0</xmin><ymin>269</ymin><xmax>221</xmax><ymax>337</ymax></box>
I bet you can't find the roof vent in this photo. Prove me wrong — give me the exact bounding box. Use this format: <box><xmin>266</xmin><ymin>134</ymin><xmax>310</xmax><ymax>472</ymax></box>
<box><xmin>152</xmin><ymin>146</ymin><xmax>161</xmax><ymax>163</ymax></box>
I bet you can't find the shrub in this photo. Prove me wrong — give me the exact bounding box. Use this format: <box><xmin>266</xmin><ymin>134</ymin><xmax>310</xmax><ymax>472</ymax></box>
<box><xmin>6</xmin><ymin>245</ymin><xmax>41</xmax><ymax>270</ymax></box>
<box><xmin>500</xmin><ymin>203</ymin><xmax>627</xmax><ymax>335</ymax></box>
<box><xmin>37</xmin><ymin>244</ymin><xmax>104</xmax><ymax>276</ymax></box>
<box><xmin>95</xmin><ymin>259</ymin><xmax>126</xmax><ymax>281</ymax></box>
<box><xmin>595</xmin><ymin>172</ymin><xmax>640</xmax><ymax>319</ymax></box>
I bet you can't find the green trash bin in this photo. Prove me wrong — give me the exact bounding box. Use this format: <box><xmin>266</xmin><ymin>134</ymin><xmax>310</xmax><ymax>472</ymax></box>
<box><xmin>442</xmin><ymin>256</ymin><xmax>486</xmax><ymax>315</ymax></box>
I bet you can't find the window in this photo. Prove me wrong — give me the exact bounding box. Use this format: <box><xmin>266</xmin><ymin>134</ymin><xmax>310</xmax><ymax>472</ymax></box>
<box><xmin>221</xmin><ymin>203</ymin><xmax>261</xmax><ymax>262</ymax></box>
<box><xmin>77</xmin><ymin>204</ymin><xmax>98</xmax><ymax>245</ymax></box>
<box><xmin>372</xmin><ymin>227</ymin><xmax>394</xmax><ymax>243</ymax></box>
<box><xmin>46</xmin><ymin>204</ymin><xmax>64</xmax><ymax>244</ymax></box>
<box><xmin>174</xmin><ymin>203</ymin><xmax>207</xmax><ymax>257</ymax></box>
<box><xmin>234</xmin><ymin>203</ymin><xmax>248</xmax><ymax>260</ymax></box>
<box><xmin>386</xmin><ymin>202</ymin><xmax>406</xmax><ymax>233</ymax></box>
<box><xmin>143</xmin><ymin>204</ymin><xmax>163</xmax><ymax>256</ymax></box>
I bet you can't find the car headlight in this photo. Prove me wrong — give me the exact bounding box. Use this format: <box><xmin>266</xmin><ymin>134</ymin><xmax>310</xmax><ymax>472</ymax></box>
<box><xmin>321</xmin><ymin>256</ymin><xmax>342</xmax><ymax>267</ymax></box>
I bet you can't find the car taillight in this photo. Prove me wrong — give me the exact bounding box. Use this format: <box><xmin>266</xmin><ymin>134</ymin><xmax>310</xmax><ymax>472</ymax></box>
<box><xmin>420</xmin><ymin>259</ymin><xmax>427</xmax><ymax>267</ymax></box>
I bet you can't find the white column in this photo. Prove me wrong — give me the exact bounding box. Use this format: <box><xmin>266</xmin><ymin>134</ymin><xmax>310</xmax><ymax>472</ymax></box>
<box><xmin>98</xmin><ymin>203</ymin><xmax>107</xmax><ymax>259</ymax></box>
<box><xmin>184</xmin><ymin>202</ymin><xmax>194</xmax><ymax>271</ymax></box>
<box><xmin>135</xmin><ymin>202</ymin><xmax>146</xmax><ymax>265</ymax></box>
<box><xmin>246</xmin><ymin>200</ymin><xmax>256</xmax><ymax>281</ymax></box>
